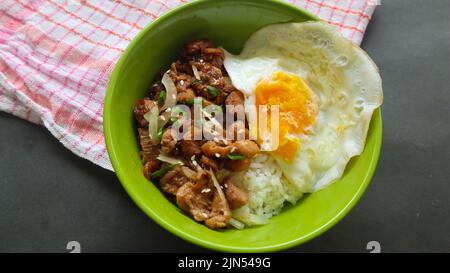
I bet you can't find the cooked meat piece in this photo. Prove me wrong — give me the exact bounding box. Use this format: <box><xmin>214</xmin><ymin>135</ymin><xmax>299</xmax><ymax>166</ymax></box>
<box><xmin>204</xmin><ymin>191</ymin><xmax>231</xmax><ymax>229</ymax></box>
<box><xmin>160</xmin><ymin>165</ymin><xmax>191</xmax><ymax>195</ymax></box>
<box><xmin>181</xmin><ymin>40</ymin><xmax>225</xmax><ymax>69</ymax></box>
<box><xmin>224</xmin><ymin>158</ymin><xmax>251</xmax><ymax>172</ymax></box>
<box><xmin>137</xmin><ymin>39</ymin><xmax>265</xmax><ymax>230</ymax></box>
<box><xmin>221</xmin><ymin>77</ymin><xmax>238</xmax><ymax>93</ymax></box>
<box><xmin>175</xmin><ymin>169</ymin><xmax>214</xmax><ymax>221</ymax></box>
<box><xmin>203</xmin><ymin>47</ymin><xmax>223</xmax><ymax>56</ymax></box>
<box><xmin>200</xmin><ymin>155</ymin><xmax>221</xmax><ymax>172</ymax></box>
<box><xmin>160</xmin><ymin>128</ymin><xmax>177</xmax><ymax>154</ymax></box>
<box><xmin>223</xmin><ymin>177</ymin><xmax>248</xmax><ymax>210</ymax></box>
<box><xmin>201</xmin><ymin>98</ymin><xmax>214</xmax><ymax>107</ymax></box>
<box><xmin>143</xmin><ymin>161</ymin><xmax>160</xmax><ymax>180</ymax></box>
<box><xmin>225</xmin><ymin>90</ymin><xmax>245</xmax><ymax>107</ymax></box>
<box><xmin>183</xmin><ymin>39</ymin><xmax>215</xmax><ymax>57</ymax></box>
<box><xmin>179</xmin><ymin>126</ymin><xmax>204</xmax><ymax>163</ymax></box>
<box><xmin>201</xmin><ymin>141</ymin><xmax>232</xmax><ymax>158</ymax></box>
<box><xmin>169</xmin><ymin>70</ymin><xmax>194</xmax><ymax>92</ymax></box>
<box><xmin>188</xmin><ymin>61</ymin><xmax>231</xmax><ymax>104</ymax></box>
<box><xmin>232</xmin><ymin>140</ymin><xmax>260</xmax><ymax>159</ymax></box>
<box><xmin>226</xmin><ymin>120</ymin><xmax>248</xmax><ymax>141</ymax></box>
<box><xmin>138</xmin><ymin>127</ymin><xmax>160</xmax><ymax>168</ymax></box>
<box><xmin>175</xmin><ymin>73</ymin><xmax>193</xmax><ymax>90</ymax></box>
<box><xmin>194</xmin><ymin>61</ymin><xmax>224</xmax><ymax>87</ymax></box>
<box><xmin>134</xmin><ymin>99</ymin><xmax>156</xmax><ymax>127</ymax></box>
<box><xmin>174</xmin><ymin>60</ymin><xmax>192</xmax><ymax>74</ymax></box>
<box><xmin>149</xmin><ymin>83</ymin><xmax>163</xmax><ymax>102</ymax></box>
<box><xmin>176</xmin><ymin>182</ymin><xmax>212</xmax><ymax>222</ymax></box>
<box><xmin>191</xmin><ymin>83</ymin><xmax>226</xmax><ymax>105</ymax></box>
<box><xmin>202</xmin><ymin>47</ymin><xmax>225</xmax><ymax>68</ymax></box>
<box><xmin>181</xmin><ymin>140</ymin><xmax>203</xmax><ymax>160</ymax></box>
<box><xmin>177</xmin><ymin>88</ymin><xmax>196</xmax><ymax>104</ymax></box>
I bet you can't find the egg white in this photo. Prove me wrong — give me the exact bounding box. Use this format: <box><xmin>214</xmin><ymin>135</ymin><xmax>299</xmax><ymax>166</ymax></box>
<box><xmin>224</xmin><ymin>22</ymin><xmax>383</xmax><ymax>198</ymax></box>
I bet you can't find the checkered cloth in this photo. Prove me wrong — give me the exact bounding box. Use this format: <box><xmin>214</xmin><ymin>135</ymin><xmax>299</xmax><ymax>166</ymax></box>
<box><xmin>0</xmin><ymin>0</ymin><xmax>377</xmax><ymax>171</ymax></box>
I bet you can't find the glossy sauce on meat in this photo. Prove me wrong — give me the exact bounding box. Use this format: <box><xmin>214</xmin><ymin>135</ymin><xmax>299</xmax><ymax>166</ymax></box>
<box><xmin>134</xmin><ymin>40</ymin><xmax>259</xmax><ymax>229</ymax></box>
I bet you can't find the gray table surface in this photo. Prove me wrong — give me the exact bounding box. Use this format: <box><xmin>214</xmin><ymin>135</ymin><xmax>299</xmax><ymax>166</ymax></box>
<box><xmin>1</xmin><ymin>0</ymin><xmax>450</xmax><ymax>253</ymax></box>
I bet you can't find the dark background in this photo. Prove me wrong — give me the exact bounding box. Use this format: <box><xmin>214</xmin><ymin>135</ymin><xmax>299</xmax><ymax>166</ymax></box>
<box><xmin>1</xmin><ymin>0</ymin><xmax>449</xmax><ymax>253</ymax></box>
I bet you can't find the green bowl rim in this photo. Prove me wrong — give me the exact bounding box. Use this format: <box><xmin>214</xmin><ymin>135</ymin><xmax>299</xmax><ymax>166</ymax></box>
<box><xmin>104</xmin><ymin>0</ymin><xmax>382</xmax><ymax>252</ymax></box>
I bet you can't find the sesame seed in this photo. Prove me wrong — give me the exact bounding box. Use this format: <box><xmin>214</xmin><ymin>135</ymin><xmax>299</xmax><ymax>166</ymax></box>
<box><xmin>230</xmin><ymin>147</ymin><xmax>237</xmax><ymax>153</ymax></box>
<box><xmin>215</xmin><ymin>153</ymin><xmax>220</xmax><ymax>158</ymax></box>
<box><xmin>201</xmin><ymin>188</ymin><xmax>211</xmax><ymax>193</ymax></box>
<box><xmin>180</xmin><ymin>80</ymin><xmax>184</xmax><ymax>85</ymax></box>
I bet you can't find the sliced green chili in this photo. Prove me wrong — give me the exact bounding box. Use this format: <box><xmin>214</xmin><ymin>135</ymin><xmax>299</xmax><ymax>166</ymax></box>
<box><xmin>206</xmin><ymin>86</ymin><xmax>220</xmax><ymax>98</ymax></box>
<box><xmin>157</xmin><ymin>127</ymin><xmax>164</xmax><ymax>142</ymax></box>
<box><xmin>192</xmin><ymin>79</ymin><xmax>204</xmax><ymax>85</ymax></box>
<box><xmin>184</xmin><ymin>98</ymin><xmax>195</xmax><ymax>106</ymax></box>
<box><xmin>150</xmin><ymin>164</ymin><xmax>178</xmax><ymax>180</ymax></box>
<box><xmin>157</xmin><ymin>90</ymin><xmax>166</xmax><ymax>105</ymax></box>
<box><xmin>227</xmin><ymin>153</ymin><xmax>246</xmax><ymax>160</ymax></box>
<box><xmin>168</xmin><ymin>116</ymin><xmax>178</xmax><ymax>125</ymax></box>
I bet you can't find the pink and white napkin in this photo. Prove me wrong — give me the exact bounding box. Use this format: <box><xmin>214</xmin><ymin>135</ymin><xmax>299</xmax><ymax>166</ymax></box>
<box><xmin>0</xmin><ymin>0</ymin><xmax>377</xmax><ymax>171</ymax></box>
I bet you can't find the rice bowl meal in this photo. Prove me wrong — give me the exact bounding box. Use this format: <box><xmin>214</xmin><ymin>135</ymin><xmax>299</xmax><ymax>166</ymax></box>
<box><xmin>133</xmin><ymin>22</ymin><xmax>383</xmax><ymax>230</ymax></box>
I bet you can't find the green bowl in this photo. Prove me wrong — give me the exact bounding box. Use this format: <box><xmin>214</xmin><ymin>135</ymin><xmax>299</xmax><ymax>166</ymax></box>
<box><xmin>104</xmin><ymin>0</ymin><xmax>382</xmax><ymax>252</ymax></box>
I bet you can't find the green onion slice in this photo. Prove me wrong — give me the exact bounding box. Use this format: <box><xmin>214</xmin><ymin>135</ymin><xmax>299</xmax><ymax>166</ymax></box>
<box><xmin>157</xmin><ymin>90</ymin><xmax>166</xmax><ymax>105</ymax></box>
<box><xmin>206</xmin><ymin>86</ymin><xmax>220</xmax><ymax>98</ymax></box>
<box><xmin>150</xmin><ymin>163</ymin><xmax>178</xmax><ymax>180</ymax></box>
<box><xmin>227</xmin><ymin>153</ymin><xmax>245</xmax><ymax>160</ymax></box>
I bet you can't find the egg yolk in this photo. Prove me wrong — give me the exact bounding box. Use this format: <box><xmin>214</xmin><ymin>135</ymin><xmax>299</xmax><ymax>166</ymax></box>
<box><xmin>255</xmin><ymin>71</ymin><xmax>318</xmax><ymax>162</ymax></box>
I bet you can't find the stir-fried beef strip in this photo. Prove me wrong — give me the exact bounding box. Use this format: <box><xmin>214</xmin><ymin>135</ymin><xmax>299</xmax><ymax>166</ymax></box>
<box><xmin>204</xmin><ymin>191</ymin><xmax>232</xmax><ymax>229</ymax></box>
<box><xmin>201</xmin><ymin>140</ymin><xmax>232</xmax><ymax>159</ymax></box>
<box><xmin>180</xmin><ymin>140</ymin><xmax>203</xmax><ymax>160</ymax></box>
<box><xmin>232</xmin><ymin>140</ymin><xmax>260</xmax><ymax>159</ymax></box>
<box><xmin>181</xmin><ymin>39</ymin><xmax>224</xmax><ymax>70</ymax></box>
<box><xmin>134</xmin><ymin>99</ymin><xmax>155</xmax><ymax>127</ymax></box>
<box><xmin>134</xmin><ymin>39</ymin><xmax>258</xmax><ymax>229</ymax></box>
<box><xmin>160</xmin><ymin>129</ymin><xmax>177</xmax><ymax>154</ymax></box>
<box><xmin>199</xmin><ymin>155</ymin><xmax>221</xmax><ymax>172</ymax></box>
<box><xmin>224</xmin><ymin>158</ymin><xmax>252</xmax><ymax>172</ymax></box>
<box><xmin>138</xmin><ymin>127</ymin><xmax>160</xmax><ymax>179</ymax></box>
<box><xmin>160</xmin><ymin>165</ymin><xmax>190</xmax><ymax>195</ymax></box>
<box><xmin>223</xmin><ymin>176</ymin><xmax>248</xmax><ymax>210</ymax></box>
<box><xmin>224</xmin><ymin>90</ymin><xmax>245</xmax><ymax>107</ymax></box>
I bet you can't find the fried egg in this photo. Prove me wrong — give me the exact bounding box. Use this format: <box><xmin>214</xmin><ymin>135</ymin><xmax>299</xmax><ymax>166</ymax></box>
<box><xmin>224</xmin><ymin>22</ymin><xmax>383</xmax><ymax>197</ymax></box>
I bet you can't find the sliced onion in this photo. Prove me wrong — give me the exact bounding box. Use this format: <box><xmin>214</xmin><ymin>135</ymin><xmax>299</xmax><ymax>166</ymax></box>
<box><xmin>192</xmin><ymin>64</ymin><xmax>201</xmax><ymax>80</ymax></box>
<box><xmin>181</xmin><ymin>166</ymin><xmax>197</xmax><ymax>179</ymax></box>
<box><xmin>143</xmin><ymin>105</ymin><xmax>159</xmax><ymax>145</ymax></box>
<box><xmin>158</xmin><ymin>110</ymin><xmax>171</xmax><ymax>129</ymax></box>
<box><xmin>157</xmin><ymin>153</ymin><xmax>184</xmax><ymax>165</ymax></box>
<box><xmin>229</xmin><ymin>218</ymin><xmax>245</xmax><ymax>230</ymax></box>
<box><xmin>209</xmin><ymin>169</ymin><xmax>226</xmax><ymax>202</ymax></box>
<box><xmin>161</xmin><ymin>72</ymin><xmax>177</xmax><ymax>111</ymax></box>
<box><xmin>232</xmin><ymin>207</ymin><xmax>269</xmax><ymax>226</ymax></box>
<box><xmin>202</xmin><ymin>109</ymin><xmax>223</xmax><ymax>131</ymax></box>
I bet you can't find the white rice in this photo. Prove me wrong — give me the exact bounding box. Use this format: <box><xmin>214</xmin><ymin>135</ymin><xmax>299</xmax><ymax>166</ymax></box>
<box><xmin>231</xmin><ymin>153</ymin><xmax>302</xmax><ymax>226</ymax></box>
